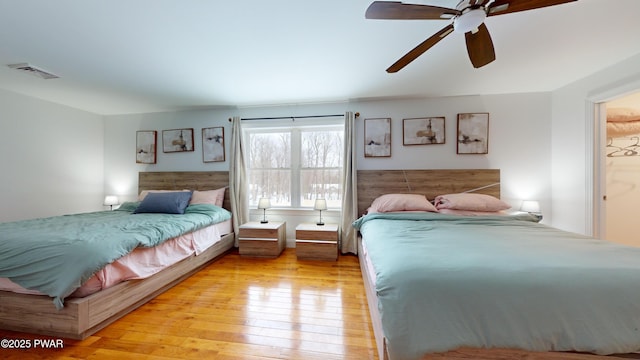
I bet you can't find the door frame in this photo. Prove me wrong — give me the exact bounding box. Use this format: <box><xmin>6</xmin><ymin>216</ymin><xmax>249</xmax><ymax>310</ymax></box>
<box><xmin>588</xmin><ymin>80</ymin><xmax>640</xmax><ymax>238</ymax></box>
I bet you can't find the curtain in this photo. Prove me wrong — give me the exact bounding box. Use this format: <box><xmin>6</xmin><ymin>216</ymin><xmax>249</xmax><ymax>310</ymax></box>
<box><xmin>340</xmin><ymin>111</ymin><xmax>358</xmax><ymax>254</ymax></box>
<box><xmin>229</xmin><ymin>116</ymin><xmax>249</xmax><ymax>246</ymax></box>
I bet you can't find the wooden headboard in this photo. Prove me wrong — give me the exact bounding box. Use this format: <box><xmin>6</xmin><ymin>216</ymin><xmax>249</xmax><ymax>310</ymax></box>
<box><xmin>138</xmin><ymin>171</ymin><xmax>231</xmax><ymax>211</ymax></box>
<box><xmin>357</xmin><ymin>169</ymin><xmax>500</xmax><ymax>216</ymax></box>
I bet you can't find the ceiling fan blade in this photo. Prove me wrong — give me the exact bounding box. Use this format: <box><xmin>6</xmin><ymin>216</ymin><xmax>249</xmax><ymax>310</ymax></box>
<box><xmin>366</xmin><ymin>1</ymin><xmax>459</xmax><ymax>20</ymax></box>
<box><xmin>465</xmin><ymin>23</ymin><xmax>496</xmax><ymax>68</ymax></box>
<box><xmin>488</xmin><ymin>0</ymin><xmax>577</xmax><ymax>16</ymax></box>
<box><xmin>387</xmin><ymin>24</ymin><xmax>454</xmax><ymax>73</ymax></box>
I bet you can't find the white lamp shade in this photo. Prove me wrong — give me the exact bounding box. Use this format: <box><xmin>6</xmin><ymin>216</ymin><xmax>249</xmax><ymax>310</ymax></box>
<box><xmin>103</xmin><ymin>195</ymin><xmax>119</xmax><ymax>206</ymax></box>
<box><xmin>520</xmin><ymin>200</ymin><xmax>540</xmax><ymax>213</ymax></box>
<box><xmin>314</xmin><ymin>198</ymin><xmax>328</xmax><ymax>211</ymax></box>
<box><xmin>257</xmin><ymin>198</ymin><xmax>271</xmax><ymax>209</ymax></box>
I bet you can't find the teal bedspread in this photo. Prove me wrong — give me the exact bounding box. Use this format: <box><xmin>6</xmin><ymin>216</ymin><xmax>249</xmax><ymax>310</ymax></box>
<box><xmin>353</xmin><ymin>212</ymin><xmax>640</xmax><ymax>360</ymax></box>
<box><xmin>0</xmin><ymin>202</ymin><xmax>231</xmax><ymax>309</ymax></box>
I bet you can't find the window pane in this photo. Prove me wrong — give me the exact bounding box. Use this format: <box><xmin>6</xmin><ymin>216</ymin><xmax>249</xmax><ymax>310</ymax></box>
<box><xmin>300</xmin><ymin>169</ymin><xmax>342</xmax><ymax>208</ymax></box>
<box><xmin>300</xmin><ymin>130</ymin><xmax>343</xmax><ymax>208</ymax></box>
<box><xmin>246</xmin><ymin>125</ymin><xmax>344</xmax><ymax>209</ymax></box>
<box><xmin>301</xmin><ymin>131</ymin><xmax>343</xmax><ymax>168</ymax></box>
<box><xmin>248</xmin><ymin>132</ymin><xmax>290</xmax><ymax>168</ymax></box>
<box><xmin>248</xmin><ymin>169</ymin><xmax>291</xmax><ymax>207</ymax></box>
<box><xmin>247</xmin><ymin>131</ymin><xmax>291</xmax><ymax>207</ymax></box>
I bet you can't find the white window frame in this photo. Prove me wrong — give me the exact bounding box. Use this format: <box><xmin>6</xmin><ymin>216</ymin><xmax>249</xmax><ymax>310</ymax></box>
<box><xmin>243</xmin><ymin>117</ymin><xmax>344</xmax><ymax>209</ymax></box>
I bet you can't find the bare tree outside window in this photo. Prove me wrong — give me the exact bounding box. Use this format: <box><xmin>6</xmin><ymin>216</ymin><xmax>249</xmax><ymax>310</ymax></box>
<box><xmin>248</xmin><ymin>132</ymin><xmax>291</xmax><ymax>206</ymax></box>
<box><xmin>301</xmin><ymin>130</ymin><xmax>343</xmax><ymax>208</ymax></box>
<box><xmin>247</xmin><ymin>125</ymin><xmax>343</xmax><ymax>209</ymax></box>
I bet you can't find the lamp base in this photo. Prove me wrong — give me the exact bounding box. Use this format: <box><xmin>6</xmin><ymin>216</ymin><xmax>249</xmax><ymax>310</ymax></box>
<box><xmin>316</xmin><ymin>222</ymin><xmax>325</xmax><ymax>226</ymax></box>
<box><xmin>260</xmin><ymin>220</ymin><xmax>269</xmax><ymax>224</ymax></box>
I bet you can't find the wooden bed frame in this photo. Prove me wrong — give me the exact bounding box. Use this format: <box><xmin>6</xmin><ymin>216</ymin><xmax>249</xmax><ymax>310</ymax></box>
<box><xmin>356</xmin><ymin>169</ymin><xmax>640</xmax><ymax>360</ymax></box>
<box><xmin>357</xmin><ymin>169</ymin><xmax>501</xmax><ymax>360</ymax></box>
<box><xmin>0</xmin><ymin>171</ymin><xmax>234</xmax><ymax>340</ymax></box>
<box><xmin>356</xmin><ymin>169</ymin><xmax>500</xmax><ymax>217</ymax></box>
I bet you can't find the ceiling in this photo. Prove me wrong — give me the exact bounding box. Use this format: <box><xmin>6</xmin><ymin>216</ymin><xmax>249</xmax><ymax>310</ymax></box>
<box><xmin>0</xmin><ymin>0</ymin><xmax>639</xmax><ymax>115</ymax></box>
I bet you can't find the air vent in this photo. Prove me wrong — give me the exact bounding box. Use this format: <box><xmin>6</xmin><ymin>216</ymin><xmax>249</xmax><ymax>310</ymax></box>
<box><xmin>8</xmin><ymin>63</ymin><xmax>59</xmax><ymax>79</ymax></box>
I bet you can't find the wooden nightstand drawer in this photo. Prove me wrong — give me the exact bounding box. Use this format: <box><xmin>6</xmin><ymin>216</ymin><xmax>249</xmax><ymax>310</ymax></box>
<box><xmin>239</xmin><ymin>221</ymin><xmax>286</xmax><ymax>258</ymax></box>
<box><xmin>296</xmin><ymin>240</ymin><xmax>338</xmax><ymax>261</ymax></box>
<box><xmin>295</xmin><ymin>223</ymin><xmax>339</xmax><ymax>261</ymax></box>
<box><xmin>296</xmin><ymin>229</ymin><xmax>339</xmax><ymax>241</ymax></box>
<box><xmin>239</xmin><ymin>227</ymin><xmax>280</xmax><ymax>239</ymax></box>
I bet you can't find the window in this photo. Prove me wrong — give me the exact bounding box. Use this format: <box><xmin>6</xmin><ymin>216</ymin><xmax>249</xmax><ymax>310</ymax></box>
<box><xmin>245</xmin><ymin>119</ymin><xmax>344</xmax><ymax>209</ymax></box>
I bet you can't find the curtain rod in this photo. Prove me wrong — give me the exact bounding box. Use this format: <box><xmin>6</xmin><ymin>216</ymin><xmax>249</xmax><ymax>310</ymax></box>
<box><xmin>228</xmin><ymin>112</ymin><xmax>359</xmax><ymax>122</ymax></box>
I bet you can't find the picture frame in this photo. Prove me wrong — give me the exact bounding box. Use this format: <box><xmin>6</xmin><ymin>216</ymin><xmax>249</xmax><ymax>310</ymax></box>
<box><xmin>162</xmin><ymin>128</ymin><xmax>194</xmax><ymax>153</ymax></box>
<box><xmin>403</xmin><ymin>117</ymin><xmax>445</xmax><ymax>145</ymax></box>
<box><xmin>364</xmin><ymin>118</ymin><xmax>391</xmax><ymax>157</ymax></box>
<box><xmin>457</xmin><ymin>113</ymin><xmax>489</xmax><ymax>154</ymax></box>
<box><xmin>136</xmin><ymin>130</ymin><xmax>157</xmax><ymax>164</ymax></box>
<box><xmin>202</xmin><ymin>126</ymin><xmax>225</xmax><ymax>162</ymax></box>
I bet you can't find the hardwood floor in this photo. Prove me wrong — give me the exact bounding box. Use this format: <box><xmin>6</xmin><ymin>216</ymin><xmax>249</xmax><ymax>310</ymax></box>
<box><xmin>0</xmin><ymin>249</ymin><xmax>378</xmax><ymax>360</ymax></box>
<box><xmin>3</xmin><ymin>248</ymin><xmax>639</xmax><ymax>360</ymax></box>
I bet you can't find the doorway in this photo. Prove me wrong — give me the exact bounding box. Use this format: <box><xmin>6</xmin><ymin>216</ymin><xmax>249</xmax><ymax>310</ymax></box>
<box><xmin>600</xmin><ymin>92</ymin><xmax>640</xmax><ymax>246</ymax></box>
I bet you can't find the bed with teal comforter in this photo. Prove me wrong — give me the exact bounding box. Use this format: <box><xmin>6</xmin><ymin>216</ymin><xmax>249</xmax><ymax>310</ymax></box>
<box><xmin>0</xmin><ymin>202</ymin><xmax>231</xmax><ymax>309</ymax></box>
<box><xmin>353</xmin><ymin>212</ymin><xmax>640</xmax><ymax>360</ymax></box>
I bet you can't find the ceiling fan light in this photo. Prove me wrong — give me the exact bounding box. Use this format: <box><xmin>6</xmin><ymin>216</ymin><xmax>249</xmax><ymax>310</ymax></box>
<box><xmin>453</xmin><ymin>8</ymin><xmax>486</xmax><ymax>34</ymax></box>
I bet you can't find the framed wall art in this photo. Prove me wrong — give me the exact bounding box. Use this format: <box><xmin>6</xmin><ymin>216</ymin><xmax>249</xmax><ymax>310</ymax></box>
<box><xmin>364</xmin><ymin>118</ymin><xmax>391</xmax><ymax>157</ymax></box>
<box><xmin>457</xmin><ymin>113</ymin><xmax>489</xmax><ymax>154</ymax></box>
<box><xmin>136</xmin><ymin>130</ymin><xmax>157</xmax><ymax>164</ymax></box>
<box><xmin>202</xmin><ymin>126</ymin><xmax>225</xmax><ymax>162</ymax></box>
<box><xmin>403</xmin><ymin>117</ymin><xmax>445</xmax><ymax>145</ymax></box>
<box><xmin>162</xmin><ymin>128</ymin><xmax>194</xmax><ymax>153</ymax></box>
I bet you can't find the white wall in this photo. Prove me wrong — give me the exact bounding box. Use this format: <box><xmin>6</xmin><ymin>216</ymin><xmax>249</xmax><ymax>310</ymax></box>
<box><xmin>4</xmin><ymin>52</ymin><xmax>639</xmax><ymax>239</ymax></box>
<box><xmin>551</xmin><ymin>53</ymin><xmax>640</xmax><ymax>235</ymax></box>
<box><xmin>104</xmin><ymin>109</ymin><xmax>235</xmax><ymax>202</ymax></box>
<box><xmin>104</xmin><ymin>93</ymin><xmax>552</xmax><ymax>245</ymax></box>
<box><xmin>0</xmin><ymin>86</ymin><xmax>553</xmax><ymax>238</ymax></box>
<box><xmin>354</xmin><ymin>95</ymin><xmax>552</xmax><ymax>214</ymax></box>
<box><xmin>0</xmin><ymin>88</ymin><xmax>104</xmax><ymax>222</ymax></box>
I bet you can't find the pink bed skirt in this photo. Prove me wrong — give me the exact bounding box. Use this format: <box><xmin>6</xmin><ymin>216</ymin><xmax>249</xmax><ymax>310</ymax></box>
<box><xmin>0</xmin><ymin>220</ymin><xmax>232</xmax><ymax>298</ymax></box>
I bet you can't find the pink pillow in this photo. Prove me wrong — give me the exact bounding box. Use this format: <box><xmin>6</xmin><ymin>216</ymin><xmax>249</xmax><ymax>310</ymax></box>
<box><xmin>434</xmin><ymin>193</ymin><xmax>510</xmax><ymax>212</ymax></box>
<box><xmin>190</xmin><ymin>188</ymin><xmax>226</xmax><ymax>207</ymax></box>
<box><xmin>367</xmin><ymin>194</ymin><xmax>438</xmax><ymax>214</ymax></box>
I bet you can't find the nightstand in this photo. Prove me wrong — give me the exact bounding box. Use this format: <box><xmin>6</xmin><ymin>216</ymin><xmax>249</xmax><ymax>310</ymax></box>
<box><xmin>238</xmin><ymin>221</ymin><xmax>286</xmax><ymax>258</ymax></box>
<box><xmin>295</xmin><ymin>223</ymin><xmax>339</xmax><ymax>261</ymax></box>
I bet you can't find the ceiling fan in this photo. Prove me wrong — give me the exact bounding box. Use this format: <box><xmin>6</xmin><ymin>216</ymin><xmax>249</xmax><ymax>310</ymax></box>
<box><xmin>365</xmin><ymin>0</ymin><xmax>577</xmax><ymax>72</ymax></box>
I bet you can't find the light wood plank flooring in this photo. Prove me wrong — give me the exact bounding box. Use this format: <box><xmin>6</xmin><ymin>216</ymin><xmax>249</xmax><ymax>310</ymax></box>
<box><xmin>0</xmin><ymin>249</ymin><xmax>378</xmax><ymax>360</ymax></box>
<box><xmin>3</xmin><ymin>249</ymin><xmax>639</xmax><ymax>360</ymax></box>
